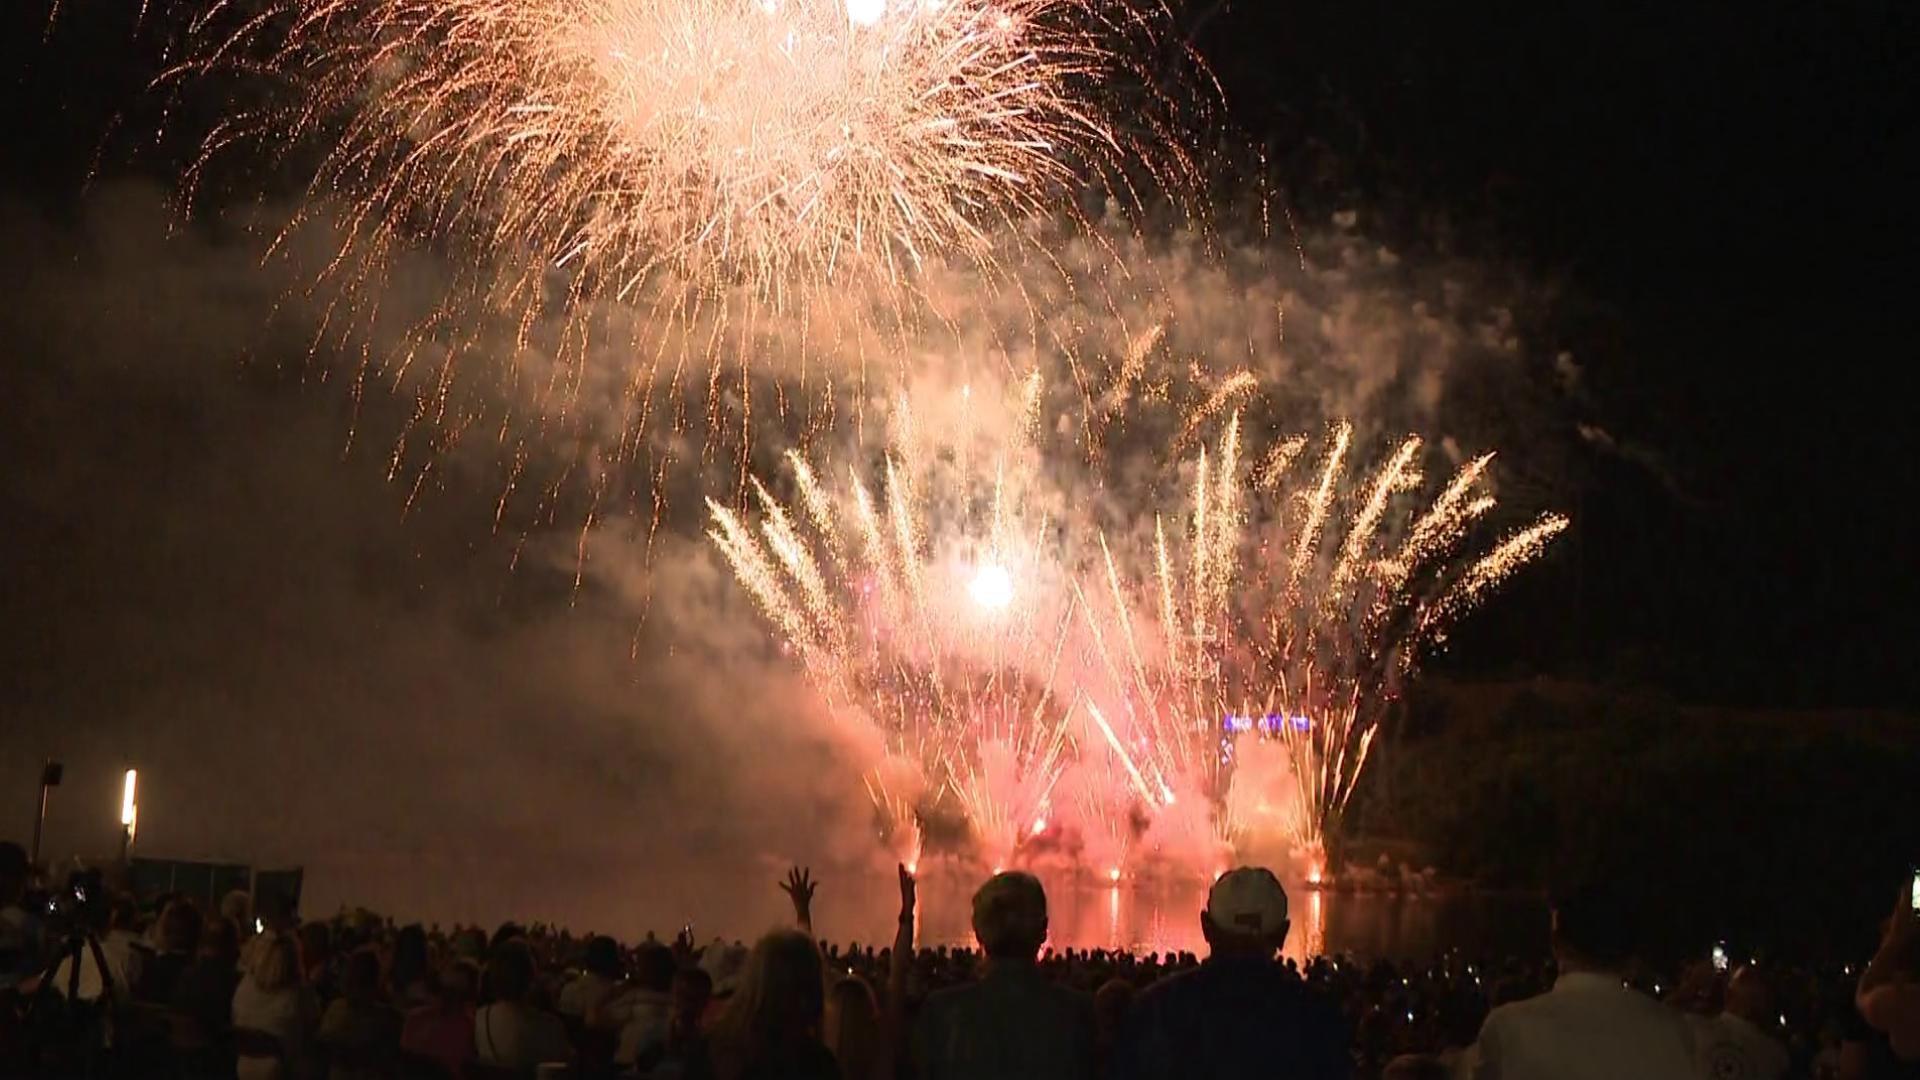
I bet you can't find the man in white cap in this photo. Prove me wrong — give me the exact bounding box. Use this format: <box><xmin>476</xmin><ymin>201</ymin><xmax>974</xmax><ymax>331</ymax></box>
<box><xmin>1115</xmin><ymin>866</ymin><xmax>1349</xmax><ymax>1080</ymax></box>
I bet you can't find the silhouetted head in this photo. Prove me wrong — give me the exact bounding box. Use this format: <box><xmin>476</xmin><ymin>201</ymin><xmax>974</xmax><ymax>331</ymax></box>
<box><xmin>672</xmin><ymin>966</ymin><xmax>713</xmax><ymax>1022</ymax></box>
<box><xmin>824</xmin><ymin>974</ymin><xmax>882</xmax><ymax>1073</ymax></box>
<box><xmin>584</xmin><ymin>935</ymin><xmax>622</xmax><ymax>979</ymax></box>
<box><xmin>712</xmin><ymin>928</ymin><xmax>826</xmax><ymax>1070</ymax></box>
<box><xmin>200</xmin><ymin>917</ymin><xmax>240</xmax><ymax>965</ymax></box>
<box><xmin>342</xmin><ymin>947</ymin><xmax>382</xmax><ymax>1006</ymax></box>
<box><xmin>298</xmin><ymin>920</ymin><xmax>332</xmax><ymax>976</ymax></box>
<box><xmin>436</xmin><ymin>959</ymin><xmax>480</xmax><ymax>1006</ymax></box>
<box><xmin>159</xmin><ymin>899</ymin><xmax>203</xmax><ymax>955</ymax></box>
<box><xmin>219</xmin><ymin>890</ymin><xmax>252</xmax><ymax>931</ymax></box>
<box><xmin>1200</xmin><ymin>867</ymin><xmax>1290</xmax><ymax>960</ymax></box>
<box><xmin>1549</xmin><ymin>881</ymin><xmax>1635</xmax><ymax>974</ymax></box>
<box><xmin>391</xmin><ymin>924</ymin><xmax>429</xmax><ymax>989</ymax></box>
<box><xmin>636</xmin><ymin>941</ymin><xmax>677</xmax><ymax>993</ymax></box>
<box><xmin>971</xmin><ymin>872</ymin><xmax>1048</xmax><ymax>961</ymax></box>
<box><xmin>487</xmin><ymin>939</ymin><xmax>538</xmax><ymax>1004</ymax></box>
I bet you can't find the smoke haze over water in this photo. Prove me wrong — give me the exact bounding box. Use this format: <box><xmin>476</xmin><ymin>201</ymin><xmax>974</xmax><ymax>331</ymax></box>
<box><xmin>0</xmin><ymin>180</ymin><xmax>1569</xmax><ymax>939</ymax></box>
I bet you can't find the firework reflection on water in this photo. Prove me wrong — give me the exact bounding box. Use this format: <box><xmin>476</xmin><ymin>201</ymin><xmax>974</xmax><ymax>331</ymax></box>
<box><xmin>907</xmin><ymin>864</ymin><xmax>1549</xmax><ymax>965</ymax></box>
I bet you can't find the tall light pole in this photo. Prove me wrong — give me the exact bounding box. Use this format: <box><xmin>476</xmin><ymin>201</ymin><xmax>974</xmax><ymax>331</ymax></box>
<box><xmin>30</xmin><ymin>760</ymin><xmax>62</xmax><ymax>873</ymax></box>
<box><xmin>119</xmin><ymin>768</ymin><xmax>139</xmax><ymax>867</ymax></box>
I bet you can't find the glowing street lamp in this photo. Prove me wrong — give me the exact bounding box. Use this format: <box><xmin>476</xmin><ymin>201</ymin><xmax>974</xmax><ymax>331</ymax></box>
<box><xmin>119</xmin><ymin>769</ymin><xmax>138</xmax><ymax>863</ymax></box>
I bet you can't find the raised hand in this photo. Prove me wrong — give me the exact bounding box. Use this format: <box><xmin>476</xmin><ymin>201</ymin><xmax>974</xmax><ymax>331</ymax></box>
<box><xmin>780</xmin><ymin>865</ymin><xmax>818</xmax><ymax>929</ymax></box>
<box><xmin>898</xmin><ymin>862</ymin><xmax>917</xmax><ymax>919</ymax></box>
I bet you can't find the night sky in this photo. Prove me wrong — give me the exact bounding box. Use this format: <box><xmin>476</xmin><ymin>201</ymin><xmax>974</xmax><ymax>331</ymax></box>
<box><xmin>3</xmin><ymin>1</ymin><xmax>1915</xmax><ymax>933</ymax></box>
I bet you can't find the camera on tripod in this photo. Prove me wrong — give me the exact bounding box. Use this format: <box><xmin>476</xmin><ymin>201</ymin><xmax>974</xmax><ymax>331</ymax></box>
<box><xmin>40</xmin><ymin>868</ymin><xmax>107</xmax><ymax>939</ymax></box>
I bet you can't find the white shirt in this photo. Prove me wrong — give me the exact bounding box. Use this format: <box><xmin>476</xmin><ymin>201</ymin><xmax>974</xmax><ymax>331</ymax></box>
<box><xmin>474</xmin><ymin>1001</ymin><xmax>574</xmax><ymax>1070</ymax></box>
<box><xmin>1689</xmin><ymin>1011</ymin><xmax>1790</xmax><ymax>1080</ymax></box>
<box><xmin>1464</xmin><ymin>971</ymin><xmax>1697</xmax><ymax>1080</ymax></box>
<box><xmin>47</xmin><ymin>928</ymin><xmax>146</xmax><ymax>1003</ymax></box>
<box><xmin>557</xmin><ymin>971</ymin><xmax>619</xmax><ymax>1018</ymax></box>
<box><xmin>231</xmin><ymin>976</ymin><xmax>320</xmax><ymax>1080</ymax></box>
<box><xmin>612</xmin><ymin>989</ymin><xmax>672</xmax><ymax>1066</ymax></box>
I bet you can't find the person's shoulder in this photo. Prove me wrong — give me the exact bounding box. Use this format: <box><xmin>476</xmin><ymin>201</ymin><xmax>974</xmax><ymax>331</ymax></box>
<box><xmin>1044</xmin><ymin>976</ymin><xmax>1095</xmax><ymax>1018</ymax></box>
<box><xmin>1479</xmin><ymin>989</ymin><xmax>1550</xmax><ymax>1033</ymax></box>
<box><xmin>1128</xmin><ymin>963</ymin><xmax>1206</xmax><ymax>1013</ymax></box>
<box><xmin>920</xmin><ymin>979</ymin><xmax>975</xmax><ymax>1013</ymax></box>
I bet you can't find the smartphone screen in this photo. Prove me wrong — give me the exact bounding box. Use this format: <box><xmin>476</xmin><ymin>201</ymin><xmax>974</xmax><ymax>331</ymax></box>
<box><xmin>1711</xmin><ymin>943</ymin><xmax>1729</xmax><ymax>972</ymax></box>
<box><xmin>1910</xmin><ymin>868</ymin><xmax>1920</xmax><ymax>913</ymax></box>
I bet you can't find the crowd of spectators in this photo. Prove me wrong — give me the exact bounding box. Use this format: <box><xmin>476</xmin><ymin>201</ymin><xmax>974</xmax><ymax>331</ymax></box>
<box><xmin>3</xmin><ymin>838</ymin><xmax>1917</xmax><ymax>1079</ymax></box>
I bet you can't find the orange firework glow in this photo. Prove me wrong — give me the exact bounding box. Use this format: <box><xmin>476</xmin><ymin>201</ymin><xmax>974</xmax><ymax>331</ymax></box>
<box><xmin>1078</xmin><ymin>415</ymin><xmax>1566</xmax><ymax>872</ymax></box>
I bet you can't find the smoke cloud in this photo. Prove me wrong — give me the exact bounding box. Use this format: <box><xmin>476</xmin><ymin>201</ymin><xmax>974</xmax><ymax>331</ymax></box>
<box><xmin>0</xmin><ymin>177</ymin><xmax>1567</xmax><ymax>940</ymax></box>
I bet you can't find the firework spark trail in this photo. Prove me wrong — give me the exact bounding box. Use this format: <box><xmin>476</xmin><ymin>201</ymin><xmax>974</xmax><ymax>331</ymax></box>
<box><xmin>1418</xmin><ymin>513</ymin><xmax>1571</xmax><ymax>645</ymax></box>
<box><xmin>1287</xmin><ymin>419</ymin><xmax>1350</xmax><ymax>592</ymax></box>
<box><xmin>1329</xmin><ymin>434</ymin><xmax>1420</xmax><ymax>598</ymax></box>
<box><xmin>1083</xmin><ymin>414</ymin><xmax>1564</xmax><ymax>867</ymax></box>
<box><xmin>709</xmin><ymin>393</ymin><xmax>1079</xmax><ymax>861</ymax></box>
<box><xmin>171</xmin><ymin>0</ymin><xmax>1204</xmax><ymax>504</ymax></box>
<box><xmin>188</xmin><ymin>0</ymin><xmax>1187</xmax><ymax>292</ymax></box>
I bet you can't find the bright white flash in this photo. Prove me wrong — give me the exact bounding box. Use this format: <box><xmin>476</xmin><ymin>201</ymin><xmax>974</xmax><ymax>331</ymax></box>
<box><xmin>969</xmin><ymin>563</ymin><xmax>1014</xmax><ymax>610</ymax></box>
<box><xmin>845</xmin><ymin>0</ymin><xmax>886</xmax><ymax>26</ymax></box>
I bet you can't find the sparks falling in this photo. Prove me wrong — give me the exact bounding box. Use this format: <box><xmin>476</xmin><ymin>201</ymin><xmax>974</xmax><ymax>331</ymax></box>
<box><xmin>1080</xmin><ymin>416</ymin><xmax>1568</xmax><ymax>870</ymax></box>
<box><xmin>707</xmin><ymin>397</ymin><xmax>1079</xmax><ymax>864</ymax></box>
<box><xmin>170</xmin><ymin>0</ymin><xmax>1202</xmax><ymax>548</ymax></box>
<box><xmin>182</xmin><ymin>0</ymin><xmax>1186</xmax><ymax>296</ymax></box>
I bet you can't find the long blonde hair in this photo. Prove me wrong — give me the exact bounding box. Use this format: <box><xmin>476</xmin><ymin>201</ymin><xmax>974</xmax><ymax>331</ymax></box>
<box><xmin>824</xmin><ymin>975</ymin><xmax>889</xmax><ymax>1080</ymax></box>
<box><xmin>706</xmin><ymin>929</ymin><xmax>827</xmax><ymax>1080</ymax></box>
<box><xmin>242</xmin><ymin>931</ymin><xmax>299</xmax><ymax>992</ymax></box>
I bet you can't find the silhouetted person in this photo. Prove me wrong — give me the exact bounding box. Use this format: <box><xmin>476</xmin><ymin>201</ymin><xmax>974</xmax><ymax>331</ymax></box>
<box><xmin>1115</xmin><ymin>866</ymin><xmax>1348</xmax><ymax>1080</ymax></box>
<box><xmin>387</xmin><ymin>924</ymin><xmax>431</xmax><ymax>1009</ymax></box>
<box><xmin>912</xmin><ymin>871</ymin><xmax>1094</xmax><ymax>1080</ymax></box>
<box><xmin>317</xmin><ymin>947</ymin><xmax>400</xmax><ymax>1080</ymax></box>
<box><xmin>612</xmin><ymin>940</ymin><xmax>679</xmax><ymax>1067</ymax></box>
<box><xmin>399</xmin><ymin>959</ymin><xmax>476</xmax><ymax>1078</ymax></box>
<box><xmin>825</xmin><ymin>974</ymin><xmax>890</xmax><ymax>1080</ymax></box>
<box><xmin>137</xmin><ymin>899</ymin><xmax>203</xmax><ymax>1004</ymax></box>
<box><xmin>689</xmin><ymin>927</ymin><xmax>840</xmax><ymax>1080</ymax></box>
<box><xmin>1857</xmin><ymin>879</ymin><xmax>1920</xmax><ymax>1066</ymax></box>
<box><xmin>1687</xmin><ymin>964</ymin><xmax>1789</xmax><ymax>1080</ymax></box>
<box><xmin>559</xmin><ymin>934</ymin><xmax>624</xmax><ymax>1020</ymax></box>
<box><xmin>474</xmin><ymin>939</ymin><xmax>573</xmax><ymax>1070</ymax></box>
<box><xmin>171</xmin><ymin>916</ymin><xmax>242</xmax><ymax>1074</ymax></box>
<box><xmin>1463</xmin><ymin>880</ymin><xmax>1695</xmax><ymax>1079</ymax></box>
<box><xmin>233</xmin><ymin>930</ymin><xmax>320</xmax><ymax>1080</ymax></box>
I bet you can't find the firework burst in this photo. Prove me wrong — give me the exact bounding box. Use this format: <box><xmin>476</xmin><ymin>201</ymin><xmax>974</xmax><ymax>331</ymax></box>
<box><xmin>182</xmin><ymin>0</ymin><xmax>1191</xmax><ymax>295</ymax></box>
<box><xmin>707</xmin><ymin>392</ymin><xmax>1080</xmax><ymax>865</ymax></box>
<box><xmin>169</xmin><ymin>0</ymin><xmax>1202</xmax><ymax>520</ymax></box>
<box><xmin>1080</xmin><ymin>415</ymin><xmax>1568</xmax><ymax>872</ymax></box>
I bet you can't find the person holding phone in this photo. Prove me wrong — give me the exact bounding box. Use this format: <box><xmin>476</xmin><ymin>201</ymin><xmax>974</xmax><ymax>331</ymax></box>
<box><xmin>1856</xmin><ymin>871</ymin><xmax>1920</xmax><ymax>1064</ymax></box>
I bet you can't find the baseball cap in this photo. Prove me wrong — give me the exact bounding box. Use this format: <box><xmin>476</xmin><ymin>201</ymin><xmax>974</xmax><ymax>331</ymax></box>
<box><xmin>1206</xmin><ymin>867</ymin><xmax>1289</xmax><ymax>936</ymax></box>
